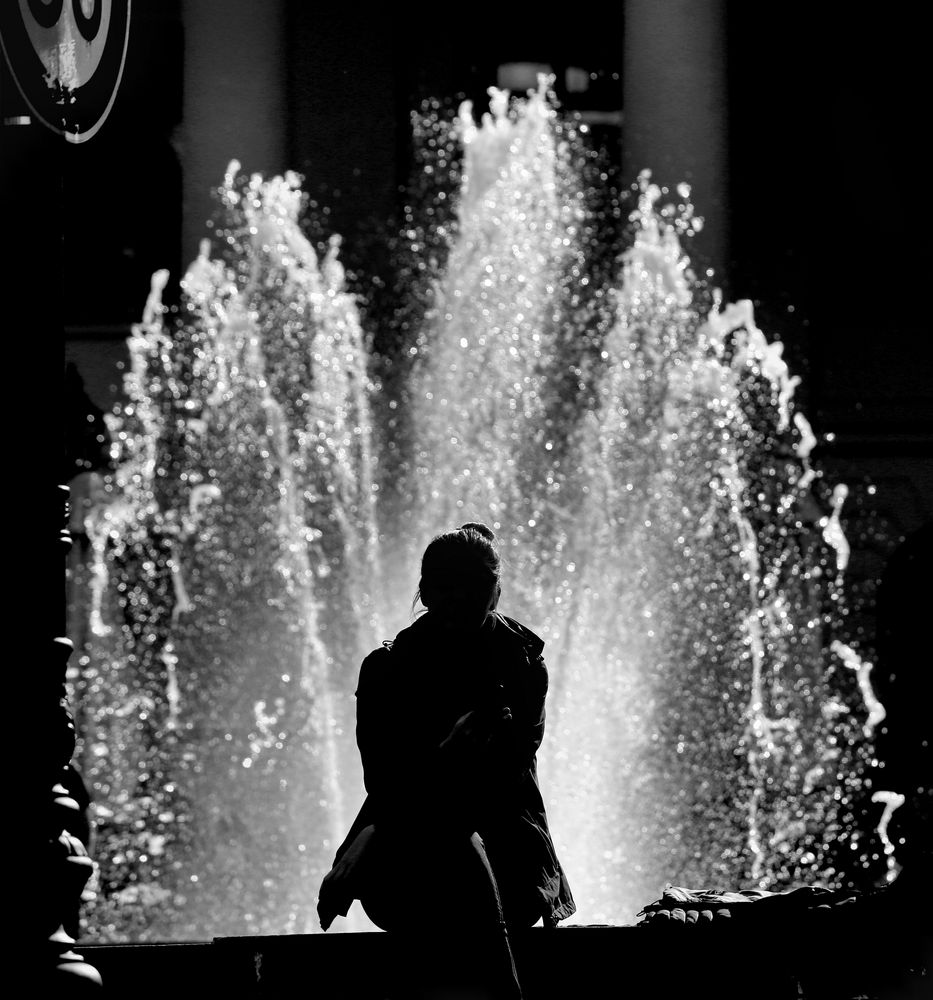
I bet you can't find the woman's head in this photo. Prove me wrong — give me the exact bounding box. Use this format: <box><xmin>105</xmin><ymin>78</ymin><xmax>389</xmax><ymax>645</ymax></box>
<box><xmin>416</xmin><ymin>522</ymin><xmax>501</xmax><ymax>630</ymax></box>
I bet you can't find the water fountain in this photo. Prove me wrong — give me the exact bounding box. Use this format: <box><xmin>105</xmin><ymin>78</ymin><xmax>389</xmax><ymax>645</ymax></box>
<box><xmin>69</xmin><ymin>80</ymin><xmax>894</xmax><ymax>940</ymax></box>
<box><xmin>72</xmin><ymin>167</ymin><xmax>378</xmax><ymax>938</ymax></box>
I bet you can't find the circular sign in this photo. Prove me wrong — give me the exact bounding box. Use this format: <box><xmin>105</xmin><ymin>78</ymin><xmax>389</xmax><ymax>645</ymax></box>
<box><xmin>0</xmin><ymin>1</ymin><xmax>131</xmax><ymax>143</ymax></box>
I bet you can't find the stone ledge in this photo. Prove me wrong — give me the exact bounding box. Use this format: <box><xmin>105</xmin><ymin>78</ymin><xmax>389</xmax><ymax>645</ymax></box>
<box><xmin>79</xmin><ymin>921</ymin><xmax>928</xmax><ymax>998</ymax></box>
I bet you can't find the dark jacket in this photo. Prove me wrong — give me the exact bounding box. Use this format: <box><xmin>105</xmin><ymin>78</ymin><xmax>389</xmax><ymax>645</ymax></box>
<box><xmin>334</xmin><ymin>610</ymin><xmax>576</xmax><ymax>925</ymax></box>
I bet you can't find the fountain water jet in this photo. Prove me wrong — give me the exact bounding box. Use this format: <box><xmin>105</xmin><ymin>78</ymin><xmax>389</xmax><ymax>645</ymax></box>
<box><xmin>388</xmin><ymin>82</ymin><xmax>889</xmax><ymax>922</ymax></box>
<box><xmin>69</xmin><ymin>83</ymin><xmax>895</xmax><ymax>939</ymax></box>
<box><xmin>74</xmin><ymin>166</ymin><xmax>378</xmax><ymax>939</ymax></box>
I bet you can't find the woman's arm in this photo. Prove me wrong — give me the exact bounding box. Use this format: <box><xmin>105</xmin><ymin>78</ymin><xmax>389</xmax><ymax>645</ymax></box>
<box><xmin>440</xmin><ymin>651</ymin><xmax>549</xmax><ymax>819</ymax></box>
<box><xmin>505</xmin><ymin>651</ymin><xmax>548</xmax><ymax>766</ymax></box>
<box><xmin>355</xmin><ymin>648</ymin><xmax>453</xmax><ymax>828</ymax></box>
<box><xmin>354</xmin><ymin>648</ymin><xmax>395</xmax><ymax>801</ymax></box>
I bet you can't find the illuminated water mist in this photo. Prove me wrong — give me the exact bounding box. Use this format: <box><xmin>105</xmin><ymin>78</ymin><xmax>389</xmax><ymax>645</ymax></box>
<box><xmin>72</xmin><ymin>167</ymin><xmax>377</xmax><ymax>938</ymax></box>
<box><xmin>70</xmin><ymin>82</ymin><xmax>896</xmax><ymax>940</ymax></box>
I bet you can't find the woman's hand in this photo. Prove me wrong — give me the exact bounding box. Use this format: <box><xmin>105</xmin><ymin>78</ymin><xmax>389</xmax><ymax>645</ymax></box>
<box><xmin>439</xmin><ymin>706</ymin><xmax>512</xmax><ymax>754</ymax></box>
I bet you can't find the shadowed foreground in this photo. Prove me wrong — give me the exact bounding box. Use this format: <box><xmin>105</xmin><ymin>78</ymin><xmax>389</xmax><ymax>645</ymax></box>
<box><xmin>81</xmin><ymin>902</ymin><xmax>930</xmax><ymax>999</ymax></box>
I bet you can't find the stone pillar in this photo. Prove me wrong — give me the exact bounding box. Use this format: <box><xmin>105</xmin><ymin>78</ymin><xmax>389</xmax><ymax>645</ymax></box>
<box><xmin>623</xmin><ymin>0</ymin><xmax>728</xmax><ymax>279</ymax></box>
<box><xmin>180</xmin><ymin>0</ymin><xmax>288</xmax><ymax>267</ymax></box>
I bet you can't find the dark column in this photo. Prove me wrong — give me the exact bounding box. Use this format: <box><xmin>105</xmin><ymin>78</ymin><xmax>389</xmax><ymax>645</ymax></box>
<box><xmin>284</xmin><ymin>7</ymin><xmax>400</xmax><ymax>246</ymax></box>
<box><xmin>623</xmin><ymin>0</ymin><xmax>728</xmax><ymax>278</ymax></box>
<box><xmin>180</xmin><ymin>0</ymin><xmax>288</xmax><ymax>266</ymax></box>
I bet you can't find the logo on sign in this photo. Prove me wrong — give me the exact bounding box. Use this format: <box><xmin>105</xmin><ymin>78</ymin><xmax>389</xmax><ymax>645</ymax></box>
<box><xmin>0</xmin><ymin>1</ymin><xmax>131</xmax><ymax>142</ymax></box>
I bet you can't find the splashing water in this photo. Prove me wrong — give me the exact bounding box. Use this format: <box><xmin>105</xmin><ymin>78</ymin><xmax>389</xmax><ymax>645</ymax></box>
<box><xmin>871</xmin><ymin>790</ymin><xmax>906</xmax><ymax>883</ymax></box>
<box><xmin>831</xmin><ymin>640</ymin><xmax>886</xmax><ymax>737</ymax></box>
<box><xmin>397</xmin><ymin>83</ymin><xmax>886</xmax><ymax>920</ymax></box>
<box><xmin>74</xmin><ymin>165</ymin><xmax>378</xmax><ymax>939</ymax></box>
<box><xmin>70</xmin><ymin>84</ymin><xmax>896</xmax><ymax>939</ymax></box>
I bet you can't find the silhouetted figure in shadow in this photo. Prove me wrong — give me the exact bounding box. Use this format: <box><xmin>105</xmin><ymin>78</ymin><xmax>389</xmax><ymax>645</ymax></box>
<box><xmin>318</xmin><ymin>523</ymin><xmax>575</xmax><ymax>999</ymax></box>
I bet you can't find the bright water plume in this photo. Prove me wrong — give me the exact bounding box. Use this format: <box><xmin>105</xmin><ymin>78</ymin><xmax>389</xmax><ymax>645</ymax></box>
<box><xmin>69</xmin><ymin>82</ymin><xmax>895</xmax><ymax>939</ymax></box>
<box><xmin>72</xmin><ymin>167</ymin><xmax>377</xmax><ymax>937</ymax></box>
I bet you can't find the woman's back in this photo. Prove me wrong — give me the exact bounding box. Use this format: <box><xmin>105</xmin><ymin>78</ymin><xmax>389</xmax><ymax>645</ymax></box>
<box><xmin>344</xmin><ymin>608</ymin><xmax>574</xmax><ymax>927</ymax></box>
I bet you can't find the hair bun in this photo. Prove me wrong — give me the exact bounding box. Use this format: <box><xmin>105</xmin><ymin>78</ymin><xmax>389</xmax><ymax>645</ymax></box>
<box><xmin>458</xmin><ymin>522</ymin><xmax>496</xmax><ymax>542</ymax></box>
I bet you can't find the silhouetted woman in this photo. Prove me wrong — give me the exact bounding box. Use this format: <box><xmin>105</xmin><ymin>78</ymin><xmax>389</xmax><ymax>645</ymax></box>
<box><xmin>318</xmin><ymin>523</ymin><xmax>575</xmax><ymax>998</ymax></box>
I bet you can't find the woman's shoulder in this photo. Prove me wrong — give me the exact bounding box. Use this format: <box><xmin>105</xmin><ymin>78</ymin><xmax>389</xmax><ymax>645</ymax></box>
<box><xmin>358</xmin><ymin>618</ymin><xmax>422</xmax><ymax>672</ymax></box>
<box><xmin>356</xmin><ymin>640</ymin><xmax>396</xmax><ymax>693</ymax></box>
<box><xmin>361</xmin><ymin>639</ymin><xmax>396</xmax><ymax>668</ymax></box>
<box><xmin>356</xmin><ymin>618</ymin><xmax>435</xmax><ymax>697</ymax></box>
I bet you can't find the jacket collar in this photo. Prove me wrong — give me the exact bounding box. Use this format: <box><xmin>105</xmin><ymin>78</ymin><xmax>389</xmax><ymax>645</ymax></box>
<box><xmin>490</xmin><ymin>612</ymin><xmax>545</xmax><ymax>658</ymax></box>
<box><xmin>394</xmin><ymin>610</ymin><xmax>544</xmax><ymax>658</ymax></box>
